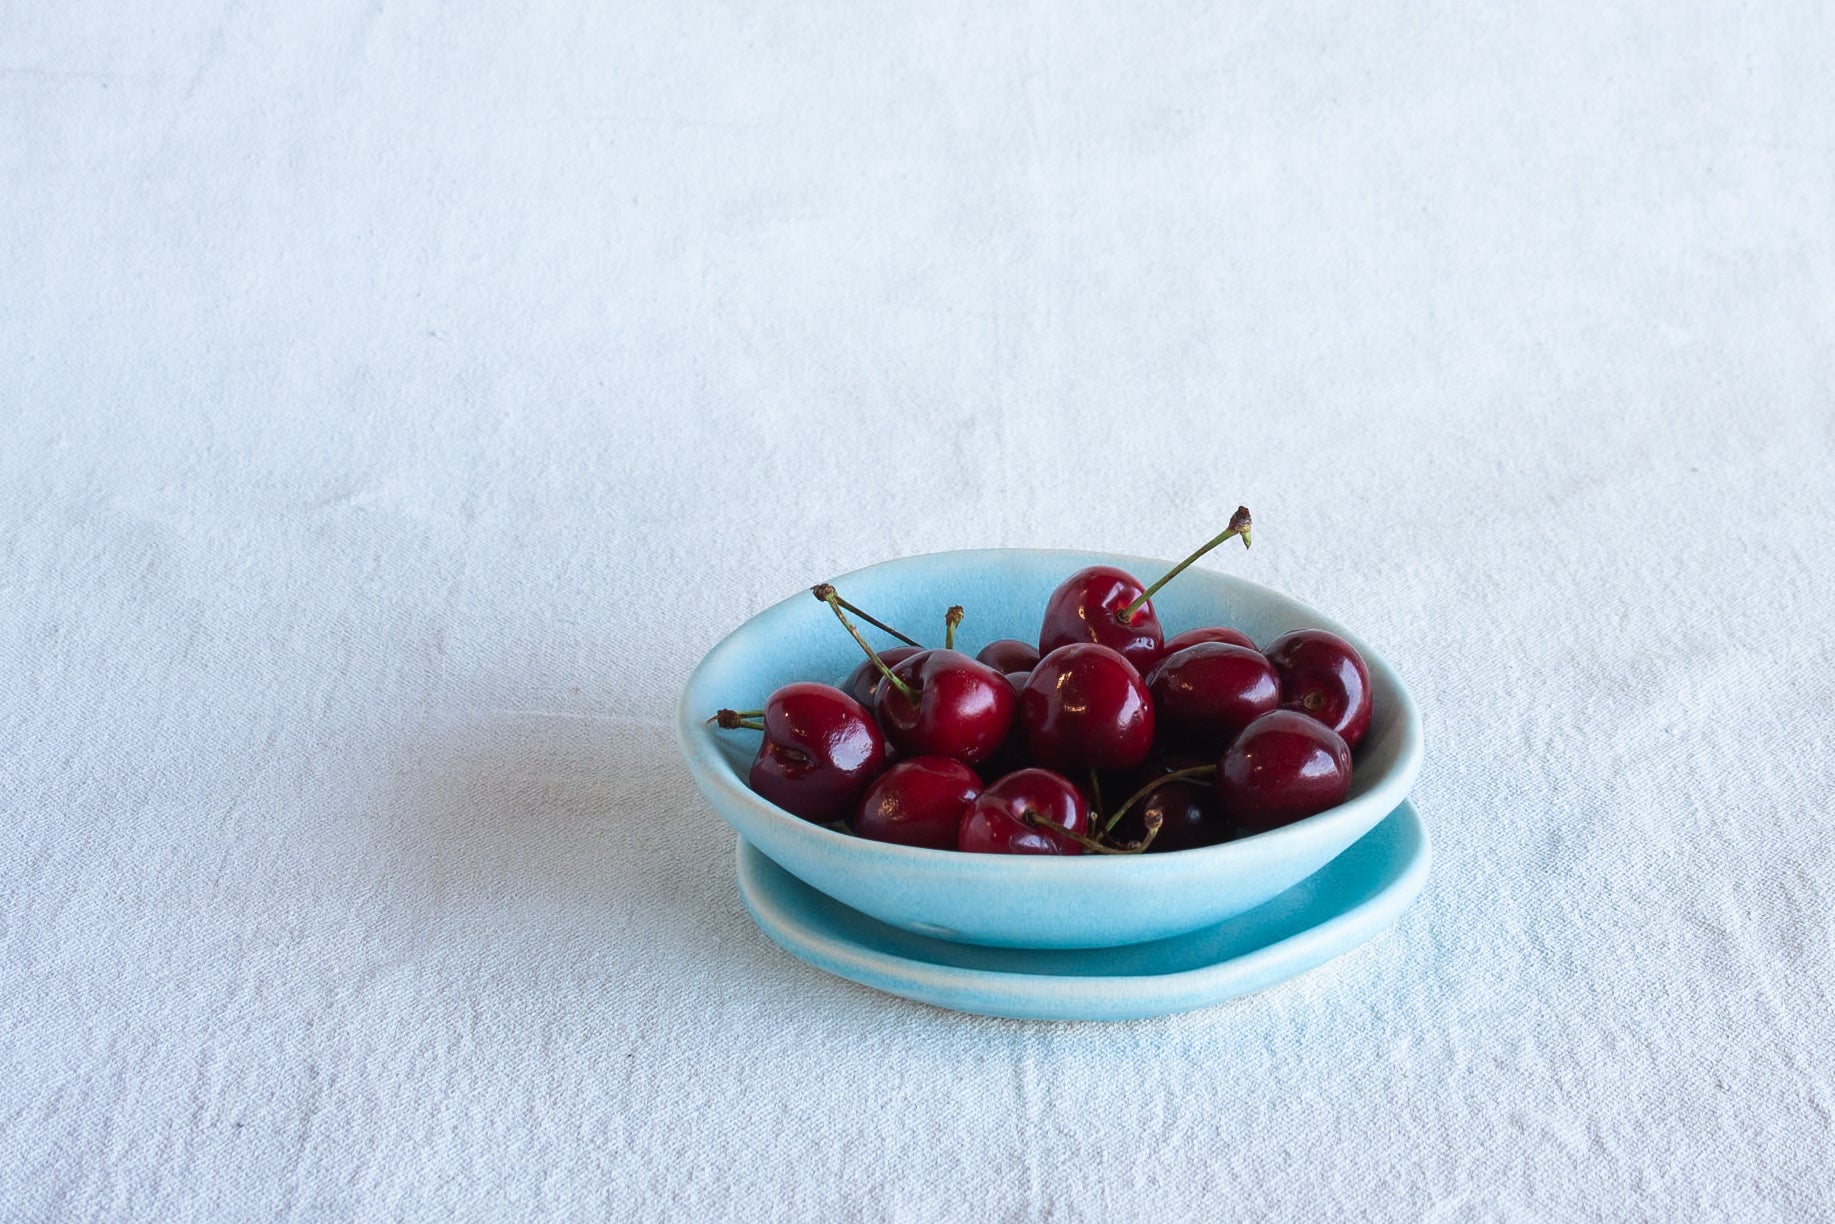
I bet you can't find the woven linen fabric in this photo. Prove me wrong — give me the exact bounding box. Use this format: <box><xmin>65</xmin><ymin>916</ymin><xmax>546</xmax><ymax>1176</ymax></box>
<box><xmin>3</xmin><ymin>1</ymin><xmax>1832</xmax><ymax>1219</ymax></box>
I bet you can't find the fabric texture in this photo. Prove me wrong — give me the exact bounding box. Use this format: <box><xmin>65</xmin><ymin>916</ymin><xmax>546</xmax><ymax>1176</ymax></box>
<box><xmin>3</xmin><ymin>1</ymin><xmax>1832</xmax><ymax>1219</ymax></box>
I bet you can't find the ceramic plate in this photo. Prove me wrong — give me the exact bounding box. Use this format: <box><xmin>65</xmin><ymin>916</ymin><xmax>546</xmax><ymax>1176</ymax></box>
<box><xmin>735</xmin><ymin>801</ymin><xmax>1430</xmax><ymax>1021</ymax></box>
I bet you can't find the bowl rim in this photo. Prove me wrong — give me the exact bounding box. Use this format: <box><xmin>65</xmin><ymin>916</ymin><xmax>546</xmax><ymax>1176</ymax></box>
<box><xmin>677</xmin><ymin>546</ymin><xmax>1424</xmax><ymax>878</ymax></box>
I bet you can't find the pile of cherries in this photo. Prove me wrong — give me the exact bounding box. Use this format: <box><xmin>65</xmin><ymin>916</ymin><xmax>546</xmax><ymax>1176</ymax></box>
<box><xmin>710</xmin><ymin>508</ymin><xmax>1372</xmax><ymax>856</ymax></box>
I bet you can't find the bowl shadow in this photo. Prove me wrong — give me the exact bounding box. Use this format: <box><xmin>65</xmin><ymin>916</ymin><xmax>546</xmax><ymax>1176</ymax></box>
<box><xmin>373</xmin><ymin>707</ymin><xmax>761</xmax><ymax>980</ymax></box>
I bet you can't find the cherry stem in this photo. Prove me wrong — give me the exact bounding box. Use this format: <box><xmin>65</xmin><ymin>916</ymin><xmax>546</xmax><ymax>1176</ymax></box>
<box><xmin>709</xmin><ymin>709</ymin><xmax>766</xmax><ymax>731</ymax></box>
<box><xmin>1088</xmin><ymin>769</ymin><xmax>1105</xmax><ymax>822</ymax></box>
<box><xmin>1100</xmin><ymin>765</ymin><xmax>1219</xmax><ymax>836</ymax></box>
<box><xmin>814</xmin><ymin>584</ymin><xmax>919</xmax><ymax>703</ymax></box>
<box><xmin>1117</xmin><ymin>506</ymin><xmax>1254</xmax><ymax>626</ymax></box>
<box><xmin>944</xmin><ymin>605</ymin><xmax>964</xmax><ymax>651</ymax></box>
<box><xmin>1024</xmin><ymin>809</ymin><xmax>1164</xmax><ymax>854</ymax></box>
<box><xmin>809</xmin><ymin>585</ymin><xmax>923</xmax><ymax>648</ymax></box>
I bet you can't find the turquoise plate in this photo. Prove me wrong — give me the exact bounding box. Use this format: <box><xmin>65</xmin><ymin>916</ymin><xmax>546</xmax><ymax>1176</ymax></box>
<box><xmin>736</xmin><ymin>802</ymin><xmax>1430</xmax><ymax>1021</ymax></box>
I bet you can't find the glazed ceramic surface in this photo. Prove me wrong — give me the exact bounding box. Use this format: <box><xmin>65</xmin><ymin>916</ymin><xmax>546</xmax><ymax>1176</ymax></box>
<box><xmin>736</xmin><ymin>802</ymin><xmax>1431</xmax><ymax>1021</ymax></box>
<box><xmin>678</xmin><ymin>549</ymin><xmax>1424</xmax><ymax>949</ymax></box>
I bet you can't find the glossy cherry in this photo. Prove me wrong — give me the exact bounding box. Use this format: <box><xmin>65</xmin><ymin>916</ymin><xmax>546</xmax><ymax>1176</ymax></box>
<box><xmin>744</xmin><ymin>683</ymin><xmax>887</xmax><ymax>823</ymax></box>
<box><xmin>1037</xmin><ymin>565</ymin><xmax>1165</xmax><ymax>672</ymax></box>
<box><xmin>976</xmin><ymin>638</ymin><xmax>1041</xmax><ymax>674</ymax></box>
<box><xmin>1215</xmin><ymin>709</ymin><xmax>1352</xmax><ymax>834</ymax></box>
<box><xmin>1164</xmin><ymin>626</ymin><xmax>1257</xmax><ymax>653</ymax></box>
<box><xmin>843</xmin><ymin>646</ymin><xmax>919</xmax><ymax>708</ymax></box>
<box><xmin>874</xmin><ymin>649</ymin><xmax>1016</xmax><ymax>766</ymax></box>
<box><xmin>816</xmin><ymin>586</ymin><xmax>1015</xmax><ymax>767</ymax></box>
<box><xmin>1018</xmin><ymin>643</ymin><xmax>1155</xmax><ymax>772</ymax></box>
<box><xmin>1145</xmin><ymin>642</ymin><xmax>1282</xmax><ymax>751</ymax></box>
<box><xmin>854</xmin><ymin>756</ymin><xmax>982</xmax><ymax>850</ymax></box>
<box><xmin>958</xmin><ymin>768</ymin><xmax>1089</xmax><ymax>855</ymax></box>
<box><xmin>1037</xmin><ymin>507</ymin><xmax>1253</xmax><ymax>673</ymax></box>
<box><xmin>1262</xmin><ymin>629</ymin><xmax>1372</xmax><ymax>750</ymax></box>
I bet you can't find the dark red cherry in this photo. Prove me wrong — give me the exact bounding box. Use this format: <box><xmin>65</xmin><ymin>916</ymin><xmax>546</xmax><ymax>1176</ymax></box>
<box><xmin>1108</xmin><ymin>776</ymin><xmax>1232</xmax><ymax>853</ymax></box>
<box><xmin>958</xmin><ymin>768</ymin><xmax>1089</xmax><ymax>855</ymax></box>
<box><xmin>874</xmin><ymin>649</ymin><xmax>1015</xmax><ymax>766</ymax></box>
<box><xmin>1038</xmin><ymin>566</ymin><xmax>1165</xmax><ymax>673</ymax></box>
<box><xmin>976</xmin><ymin>639</ymin><xmax>1041</xmax><ymax>674</ymax></box>
<box><xmin>843</xmin><ymin>645</ymin><xmax>920</xmax><ymax>708</ymax></box>
<box><xmin>747</xmin><ymin>683</ymin><xmax>887</xmax><ymax>823</ymax></box>
<box><xmin>1216</xmin><ymin>710</ymin><xmax>1352</xmax><ymax>834</ymax></box>
<box><xmin>1003</xmin><ymin>669</ymin><xmax>1031</xmax><ymax>695</ymax></box>
<box><xmin>1036</xmin><ymin>509</ymin><xmax>1253</xmax><ymax>673</ymax></box>
<box><xmin>1019</xmin><ymin>643</ymin><xmax>1155</xmax><ymax>772</ymax></box>
<box><xmin>1145</xmin><ymin>642</ymin><xmax>1281</xmax><ymax>751</ymax></box>
<box><xmin>1262</xmin><ymin>629</ymin><xmax>1373</xmax><ymax>750</ymax></box>
<box><xmin>1164</xmin><ymin>626</ymin><xmax>1256</xmax><ymax>653</ymax></box>
<box><xmin>855</xmin><ymin>756</ymin><xmax>981</xmax><ymax>850</ymax></box>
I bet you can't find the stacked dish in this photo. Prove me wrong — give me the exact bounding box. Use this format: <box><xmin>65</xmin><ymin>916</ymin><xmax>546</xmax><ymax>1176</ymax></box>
<box><xmin>677</xmin><ymin>550</ymin><xmax>1427</xmax><ymax>1021</ymax></box>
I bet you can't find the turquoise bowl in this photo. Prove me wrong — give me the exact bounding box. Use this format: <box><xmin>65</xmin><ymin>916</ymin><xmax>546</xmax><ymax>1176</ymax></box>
<box><xmin>677</xmin><ymin>549</ymin><xmax>1424</xmax><ymax>950</ymax></box>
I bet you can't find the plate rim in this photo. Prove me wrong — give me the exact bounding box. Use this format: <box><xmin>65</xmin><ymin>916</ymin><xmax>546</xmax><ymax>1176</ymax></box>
<box><xmin>735</xmin><ymin>800</ymin><xmax>1432</xmax><ymax>1020</ymax></box>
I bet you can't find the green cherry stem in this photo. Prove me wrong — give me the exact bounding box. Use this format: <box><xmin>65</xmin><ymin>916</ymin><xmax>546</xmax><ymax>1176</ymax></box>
<box><xmin>1100</xmin><ymin>765</ymin><xmax>1219</xmax><ymax>836</ymax></box>
<box><xmin>1024</xmin><ymin>809</ymin><xmax>1164</xmax><ymax>854</ymax></box>
<box><xmin>1117</xmin><ymin>505</ymin><xmax>1254</xmax><ymax>626</ymax></box>
<box><xmin>709</xmin><ymin>709</ymin><xmax>767</xmax><ymax>731</ymax></box>
<box><xmin>808</xmin><ymin>586</ymin><xmax>923</xmax><ymax>648</ymax></box>
<box><xmin>813</xmin><ymin>584</ymin><xmax>920</xmax><ymax>704</ymax></box>
<box><xmin>944</xmin><ymin>605</ymin><xmax>964</xmax><ymax>651</ymax></box>
<box><xmin>1088</xmin><ymin>769</ymin><xmax>1105</xmax><ymax>823</ymax></box>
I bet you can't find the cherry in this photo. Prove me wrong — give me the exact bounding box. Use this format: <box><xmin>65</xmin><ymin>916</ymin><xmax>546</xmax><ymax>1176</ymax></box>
<box><xmin>976</xmin><ymin>638</ymin><xmax>1041</xmax><ymax>674</ymax></box>
<box><xmin>1262</xmin><ymin>628</ymin><xmax>1373</xmax><ymax>750</ymax></box>
<box><xmin>1002</xmin><ymin>669</ymin><xmax>1031</xmax><ymax>695</ymax></box>
<box><xmin>843</xmin><ymin>646</ymin><xmax>919</xmax><ymax>708</ymax></box>
<box><xmin>855</xmin><ymin>756</ymin><xmax>982</xmax><ymax>850</ymax></box>
<box><xmin>815</xmin><ymin>585</ymin><xmax>1015</xmax><ymax>766</ymax></box>
<box><xmin>1164</xmin><ymin>626</ymin><xmax>1256</xmax><ymax>653</ymax></box>
<box><xmin>874</xmin><ymin>649</ymin><xmax>1016</xmax><ymax>765</ymax></box>
<box><xmin>1018</xmin><ymin>643</ymin><xmax>1155</xmax><ymax>772</ymax></box>
<box><xmin>733</xmin><ymin>683</ymin><xmax>887</xmax><ymax>824</ymax></box>
<box><xmin>1091</xmin><ymin>754</ymin><xmax>1218</xmax><ymax>841</ymax></box>
<box><xmin>1037</xmin><ymin>565</ymin><xmax>1165</xmax><ymax>672</ymax></box>
<box><xmin>1216</xmin><ymin>709</ymin><xmax>1352</xmax><ymax>834</ymax></box>
<box><xmin>1037</xmin><ymin>507</ymin><xmax>1253</xmax><ymax>672</ymax></box>
<box><xmin>1107</xmin><ymin>774</ymin><xmax>1231</xmax><ymax>853</ymax></box>
<box><xmin>958</xmin><ymin>768</ymin><xmax>1089</xmax><ymax>855</ymax></box>
<box><xmin>1144</xmin><ymin>642</ymin><xmax>1281</xmax><ymax>751</ymax></box>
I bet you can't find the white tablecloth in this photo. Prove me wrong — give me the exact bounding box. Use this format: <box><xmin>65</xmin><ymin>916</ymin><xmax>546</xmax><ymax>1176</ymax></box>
<box><xmin>4</xmin><ymin>2</ymin><xmax>1832</xmax><ymax>1219</ymax></box>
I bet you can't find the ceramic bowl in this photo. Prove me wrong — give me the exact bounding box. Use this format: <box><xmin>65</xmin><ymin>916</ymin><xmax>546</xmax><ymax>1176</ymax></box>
<box><xmin>677</xmin><ymin>549</ymin><xmax>1424</xmax><ymax>950</ymax></box>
